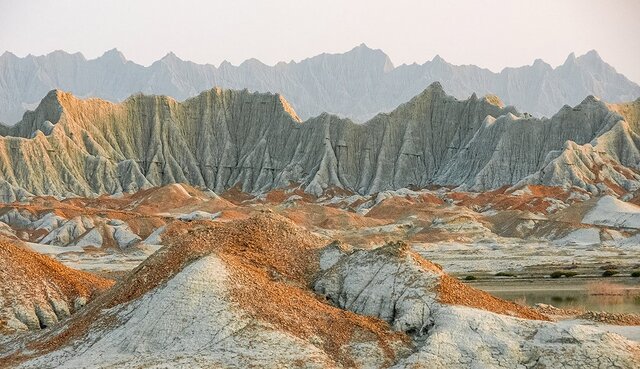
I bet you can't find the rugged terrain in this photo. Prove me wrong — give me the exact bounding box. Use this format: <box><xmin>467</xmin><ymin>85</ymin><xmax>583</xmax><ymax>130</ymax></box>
<box><xmin>1</xmin><ymin>45</ymin><xmax>638</xmax><ymax>124</ymax></box>
<box><xmin>0</xmin><ymin>85</ymin><xmax>639</xmax><ymax>199</ymax></box>
<box><xmin>0</xmin><ymin>71</ymin><xmax>639</xmax><ymax>367</ymax></box>
<box><xmin>0</xmin><ymin>212</ymin><xmax>637</xmax><ymax>368</ymax></box>
<box><xmin>0</xmin><ymin>181</ymin><xmax>637</xmax><ymax>367</ymax></box>
<box><xmin>2</xmin><ymin>182</ymin><xmax>640</xmax><ymax>277</ymax></box>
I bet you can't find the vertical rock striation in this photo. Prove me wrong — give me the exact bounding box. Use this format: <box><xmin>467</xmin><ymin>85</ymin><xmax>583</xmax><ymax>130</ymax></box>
<box><xmin>0</xmin><ymin>84</ymin><xmax>638</xmax><ymax>199</ymax></box>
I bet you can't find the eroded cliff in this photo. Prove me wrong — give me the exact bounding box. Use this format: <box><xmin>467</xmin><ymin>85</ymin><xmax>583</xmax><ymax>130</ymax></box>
<box><xmin>0</xmin><ymin>84</ymin><xmax>638</xmax><ymax>198</ymax></box>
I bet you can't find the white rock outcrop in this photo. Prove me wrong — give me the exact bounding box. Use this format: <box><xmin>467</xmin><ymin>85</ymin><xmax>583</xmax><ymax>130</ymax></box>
<box><xmin>583</xmin><ymin>195</ymin><xmax>640</xmax><ymax>229</ymax></box>
<box><xmin>314</xmin><ymin>242</ymin><xmax>640</xmax><ymax>368</ymax></box>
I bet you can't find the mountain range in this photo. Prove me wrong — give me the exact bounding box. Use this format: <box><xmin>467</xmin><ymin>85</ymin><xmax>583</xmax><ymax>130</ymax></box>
<box><xmin>0</xmin><ymin>84</ymin><xmax>638</xmax><ymax>200</ymax></box>
<box><xmin>0</xmin><ymin>44</ymin><xmax>638</xmax><ymax>125</ymax></box>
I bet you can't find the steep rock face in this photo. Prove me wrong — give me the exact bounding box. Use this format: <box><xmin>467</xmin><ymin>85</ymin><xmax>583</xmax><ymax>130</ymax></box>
<box><xmin>314</xmin><ymin>242</ymin><xmax>442</xmax><ymax>335</ymax></box>
<box><xmin>438</xmin><ymin>96</ymin><xmax>640</xmax><ymax>191</ymax></box>
<box><xmin>0</xmin><ymin>86</ymin><xmax>639</xmax><ymax>198</ymax></box>
<box><xmin>0</xmin><ymin>88</ymin><xmax>303</xmax><ymax>196</ymax></box>
<box><xmin>314</xmin><ymin>242</ymin><xmax>639</xmax><ymax>368</ymax></box>
<box><xmin>0</xmin><ymin>46</ymin><xmax>638</xmax><ymax>124</ymax></box>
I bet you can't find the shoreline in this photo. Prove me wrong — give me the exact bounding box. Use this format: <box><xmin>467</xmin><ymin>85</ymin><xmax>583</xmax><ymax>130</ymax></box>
<box><xmin>464</xmin><ymin>276</ymin><xmax>640</xmax><ymax>291</ymax></box>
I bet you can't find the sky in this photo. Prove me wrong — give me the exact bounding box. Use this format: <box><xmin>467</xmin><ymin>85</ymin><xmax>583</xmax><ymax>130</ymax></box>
<box><xmin>1</xmin><ymin>0</ymin><xmax>639</xmax><ymax>83</ymax></box>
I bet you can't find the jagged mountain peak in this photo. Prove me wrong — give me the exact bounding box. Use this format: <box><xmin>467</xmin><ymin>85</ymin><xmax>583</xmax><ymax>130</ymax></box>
<box><xmin>47</xmin><ymin>49</ymin><xmax>72</xmax><ymax>57</ymax></box>
<box><xmin>219</xmin><ymin>59</ymin><xmax>232</xmax><ymax>67</ymax></box>
<box><xmin>425</xmin><ymin>81</ymin><xmax>445</xmax><ymax>92</ymax></box>
<box><xmin>0</xmin><ymin>46</ymin><xmax>638</xmax><ymax>124</ymax></box>
<box><xmin>0</xmin><ymin>51</ymin><xmax>17</xmax><ymax>59</ymax></box>
<box><xmin>563</xmin><ymin>51</ymin><xmax>577</xmax><ymax>65</ymax></box>
<box><xmin>40</xmin><ymin>89</ymin><xmax>66</xmax><ymax>105</ymax></box>
<box><xmin>99</xmin><ymin>48</ymin><xmax>127</xmax><ymax>63</ymax></box>
<box><xmin>578</xmin><ymin>94</ymin><xmax>602</xmax><ymax>106</ymax></box>
<box><xmin>44</xmin><ymin>49</ymin><xmax>86</xmax><ymax>62</ymax></box>
<box><xmin>338</xmin><ymin>43</ymin><xmax>395</xmax><ymax>71</ymax></box>
<box><xmin>431</xmin><ymin>54</ymin><xmax>447</xmax><ymax>64</ymax></box>
<box><xmin>160</xmin><ymin>51</ymin><xmax>182</xmax><ymax>62</ymax></box>
<box><xmin>562</xmin><ymin>49</ymin><xmax>604</xmax><ymax>64</ymax></box>
<box><xmin>531</xmin><ymin>58</ymin><xmax>552</xmax><ymax>70</ymax></box>
<box><xmin>482</xmin><ymin>94</ymin><xmax>505</xmax><ymax>108</ymax></box>
<box><xmin>408</xmin><ymin>82</ymin><xmax>502</xmax><ymax>108</ymax></box>
<box><xmin>578</xmin><ymin>49</ymin><xmax>604</xmax><ymax>63</ymax></box>
<box><xmin>239</xmin><ymin>57</ymin><xmax>268</xmax><ymax>68</ymax></box>
<box><xmin>391</xmin><ymin>81</ymin><xmax>451</xmax><ymax>111</ymax></box>
<box><xmin>29</xmin><ymin>88</ymin><xmax>69</xmax><ymax>117</ymax></box>
<box><xmin>348</xmin><ymin>42</ymin><xmax>385</xmax><ymax>55</ymax></box>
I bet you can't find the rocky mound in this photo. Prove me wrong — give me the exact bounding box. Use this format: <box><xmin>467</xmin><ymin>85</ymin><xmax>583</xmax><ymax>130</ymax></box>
<box><xmin>0</xmin><ymin>214</ymin><xmax>410</xmax><ymax>368</ymax></box>
<box><xmin>1</xmin><ymin>214</ymin><xmax>637</xmax><ymax>368</ymax></box>
<box><xmin>582</xmin><ymin>195</ymin><xmax>640</xmax><ymax>229</ymax></box>
<box><xmin>125</xmin><ymin>183</ymin><xmax>235</xmax><ymax>215</ymax></box>
<box><xmin>314</xmin><ymin>240</ymin><xmax>639</xmax><ymax>368</ymax></box>
<box><xmin>0</xmin><ymin>201</ymin><xmax>165</xmax><ymax>249</ymax></box>
<box><xmin>0</xmin><ymin>238</ymin><xmax>113</xmax><ymax>332</ymax></box>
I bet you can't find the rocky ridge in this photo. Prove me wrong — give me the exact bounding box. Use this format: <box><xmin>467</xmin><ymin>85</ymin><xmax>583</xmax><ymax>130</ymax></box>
<box><xmin>0</xmin><ymin>85</ymin><xmax>639</xmax><ymax>199</ymax></box>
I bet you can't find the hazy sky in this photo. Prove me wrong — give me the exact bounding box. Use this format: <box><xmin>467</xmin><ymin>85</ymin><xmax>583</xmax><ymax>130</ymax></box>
<box><xmin>1</xmin><ymin>0</ymin><xmax>639</xmax><ymax>83</ymax></box>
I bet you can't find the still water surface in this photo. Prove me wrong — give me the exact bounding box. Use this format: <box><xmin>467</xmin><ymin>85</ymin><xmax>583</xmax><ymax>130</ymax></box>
<box><xmin>473</xmin><ymin>279</ymin><xmax>640</xmax><ymax>314</ymax></box>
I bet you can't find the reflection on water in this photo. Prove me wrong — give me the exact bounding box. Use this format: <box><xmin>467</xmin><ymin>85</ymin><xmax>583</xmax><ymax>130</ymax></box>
<box><xmin>490</xmin><ymin>289</ymin><xmax>640</xmax><ymax>314</ymax></box>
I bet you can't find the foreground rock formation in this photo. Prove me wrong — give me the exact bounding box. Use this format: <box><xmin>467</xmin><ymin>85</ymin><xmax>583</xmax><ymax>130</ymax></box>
<box><xmin>0</xmin><ymin>85</ymin><xmax>639</xmax><ymax>199</ymax></box>
<box><xmin>1</xmin><ymin>45</ymin><xmax>638</xmax><ymax>124</ymax></box>
<box><xmin>0</xmin><ymin>238</ymin><xmax>113</xmax><ymax>332</ymax></box>
<box><xmin>0</xmin><ymin>214</ymin><xmax>636</xmax><ymax>368</ymax></box>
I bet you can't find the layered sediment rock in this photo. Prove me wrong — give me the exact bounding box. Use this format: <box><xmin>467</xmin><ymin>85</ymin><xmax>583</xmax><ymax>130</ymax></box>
<box><xmin>0</xmin><ymin>85</ymin><xmax>638</xmax><ymax>199</ymax></box>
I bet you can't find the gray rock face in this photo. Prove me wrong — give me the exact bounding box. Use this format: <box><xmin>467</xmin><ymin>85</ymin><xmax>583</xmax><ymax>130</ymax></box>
<box><xmin>313</xmin><ymin>242</ymin><xmax>640</xmax><ymax>369</ymax></box>
<box><xmin>315</xmin><ymin>242</ymin><xmax>439</xmax><ymax>334</ymax></box>
<box><xmin>0</xmin><ymin>45</ymin><xmax>638</xmax><ymax>125</ymax></box>
<box><xmin>0</xmin><ymin>85</ymin><xmax>638</xmax><ymax>199</ymax></box>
